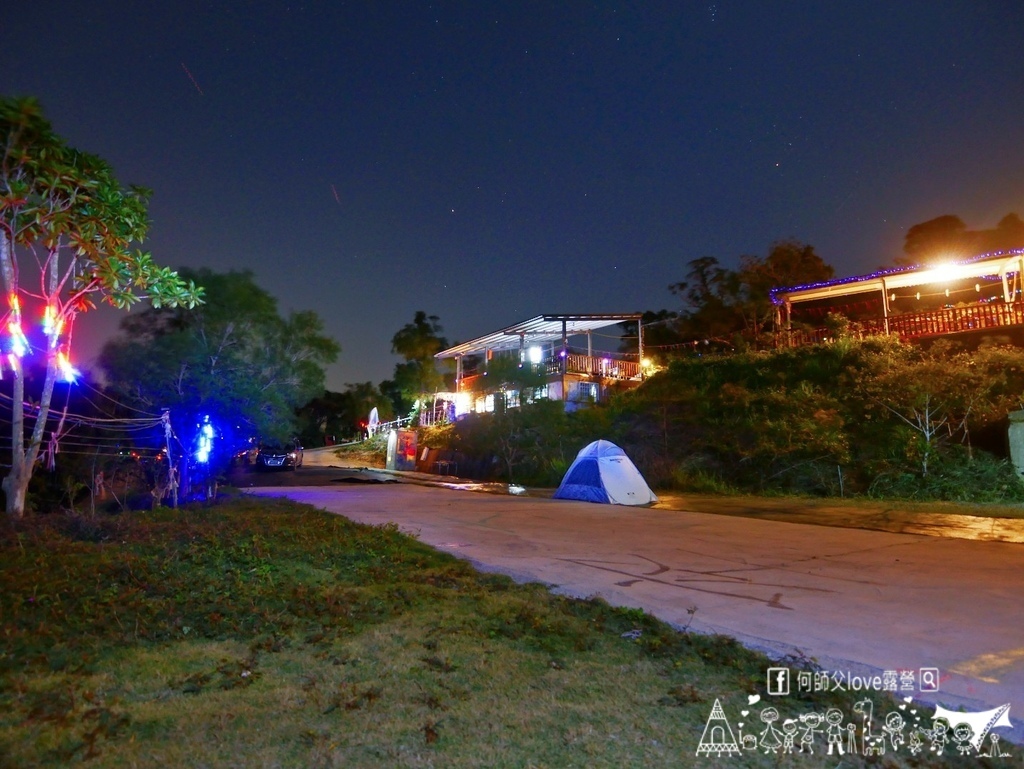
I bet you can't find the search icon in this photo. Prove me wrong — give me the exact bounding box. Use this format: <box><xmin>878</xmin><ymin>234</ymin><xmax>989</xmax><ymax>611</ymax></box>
<box><xmin>920</xmin><ymin>667</ymin><xmax>940</xmax><ymax>692</ymax></box>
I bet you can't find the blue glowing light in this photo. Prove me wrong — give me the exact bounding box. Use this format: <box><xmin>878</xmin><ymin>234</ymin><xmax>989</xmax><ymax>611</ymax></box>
<box><xmin>194</xmin><ymin>415</ymin><xmax>214</xmax><ymax>464</ymax></box>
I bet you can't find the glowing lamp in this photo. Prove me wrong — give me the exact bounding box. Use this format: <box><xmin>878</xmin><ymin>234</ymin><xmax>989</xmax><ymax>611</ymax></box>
<box><xmin>8</xmin><ymin>321</ymin><xmax>28</xmax><ymax>357</ymax></box>
<box><xmin>925</xmin><ymin>262</ymin><xmax>960</xmax><ymax>284</ymax></box>
<box><xmin>56</xmin><ymin>351</ymin><xmax>79</xmax><ymax>383</ymax></box>
<box><xmin>42</xmin><ymin>305</ymin><xmax>63</xmax><ymax>336</ymax></box>
<box><xmin>528</xmin><ymin>346</ymin><xmax>542</xmax><ymax>364</ymax></box>
<box><xmin>194</xmin><ymin>415</ymin><xmax>214</xmax><ymax>464</ymax></box>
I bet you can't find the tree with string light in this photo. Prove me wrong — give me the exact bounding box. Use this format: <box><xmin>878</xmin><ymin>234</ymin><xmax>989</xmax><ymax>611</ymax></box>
<box><xmin>0</xmin><ymin>97</ymin><xmax>202</xmax><ymax>519</ymax></box>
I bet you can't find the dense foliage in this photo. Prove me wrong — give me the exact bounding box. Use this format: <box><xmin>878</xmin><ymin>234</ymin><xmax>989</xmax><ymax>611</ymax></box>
<box><xmin>899</xmin><ymin>212</ymin><xmax>1024</xmax><ymax>266</ymax></box>
<box><xmin>626</xmin><ymin>240</ymin><xmax>834</xmax><ymax>358</ymax></box>
<box><xmin>297</xmin><ymin>383</ymin><xmax>397</xmax><ymax>446</ymax></box>
<box><xmin>384</xmin><ymin>311</ymin><xmax>451</xmax><ymax>414</ymax></box>
<box><xmin>428</xmin><ymin>338</ymin><xmax>1024</xmax><ymax>502</ymax></box>
<box><xmin>100</xmin><ymin>269</ymin><xmax>338</xmax><ymax>464</ymax></box>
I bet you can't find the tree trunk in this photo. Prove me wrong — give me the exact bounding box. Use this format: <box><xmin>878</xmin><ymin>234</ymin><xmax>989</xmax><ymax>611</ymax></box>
<box><xmin>3</xmin><ymin>332</ymin><xmax>28</xmax><ymax>519</ymax></box>
<box><xmin>2</xmin><ymin>473</ymin><xmax>27</xmax><ymax>520</ymax></box>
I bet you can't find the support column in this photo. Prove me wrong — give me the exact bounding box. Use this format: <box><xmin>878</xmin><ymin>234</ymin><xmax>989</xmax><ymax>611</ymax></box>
<box><xmin>1008</xmin><ymin>410</ymin><xmax>1024</xmax><ymax>478</ymax></box>
<box><xmin>881</xmin><ymin>279</ymin><xmax>890</xmax><ymax>335</ymax></box>
<box><xmin>561</xmin><ymin>320</ymin><xmax>568</xmax><ymax>402</ymax></box>
<box><xmin>638</xmin><ymin>318</ymin><xmax>645</xmax><ymax>378</ymax></box>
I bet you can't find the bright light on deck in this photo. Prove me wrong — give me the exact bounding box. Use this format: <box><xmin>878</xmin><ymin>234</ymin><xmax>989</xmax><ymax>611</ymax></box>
<box><xmin>921</xmin><ymin>262</ymin><xmax>962</xmax><ymax>285</ymax></box>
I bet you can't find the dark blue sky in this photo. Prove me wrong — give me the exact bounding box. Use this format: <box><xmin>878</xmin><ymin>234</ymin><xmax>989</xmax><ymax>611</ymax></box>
<box><xmin>4</xmin><ymin>2</ymin><xmax>1023</xmax><ymax>388</ymax></box>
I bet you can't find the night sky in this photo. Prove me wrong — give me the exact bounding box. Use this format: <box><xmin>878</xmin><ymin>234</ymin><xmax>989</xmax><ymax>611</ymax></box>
<box><xmin>4</xmin><ymin>2</ymin><xmax>1023</xmax><ymax>389</ymax></box>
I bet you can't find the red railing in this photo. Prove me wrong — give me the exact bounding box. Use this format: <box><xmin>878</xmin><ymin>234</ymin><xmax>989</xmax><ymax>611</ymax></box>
<box><xmin>546</xmin><ymin>354</ymin><xmax>640</xmax><ymax>380</ymax></box>
<box><xmin>785</xmin><ymin>302</ymin><xmax>1024</xmax><ymax>347</ymax></box>
<box><xmin>459</xmin><ymin>354</ymin><xmax>641</xmax><ymax>391</ymax></box>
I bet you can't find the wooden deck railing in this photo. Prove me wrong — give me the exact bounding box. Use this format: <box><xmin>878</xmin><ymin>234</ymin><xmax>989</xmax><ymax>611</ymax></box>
<box><xmin>785</xmin><ymin>302</ymin><xmax>1024</xmax><ymax>347</ymax></box>
<box><xmin>545</xmin><ymin>354</ymin><xmax>640</xmax><ymax>380</ymax></box>
<box><xmin>460</xmin><ymin>354</ymin><xmax>641</xmax><ymax>385</ymax></box>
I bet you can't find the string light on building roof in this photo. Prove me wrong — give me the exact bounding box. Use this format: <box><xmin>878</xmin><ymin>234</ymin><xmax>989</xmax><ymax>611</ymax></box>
<box><xmin>770</xmin><ymin>248</ymin><xmax>1024</xmax><ymax>305</ymax></box>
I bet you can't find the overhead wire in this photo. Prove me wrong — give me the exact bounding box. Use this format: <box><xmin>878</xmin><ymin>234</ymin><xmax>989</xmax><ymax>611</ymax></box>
<box><xmin>79</xmin><ymin>379</ymin><xmax>163</xmax><ymax>418</ymax></box>
<box><xmin>0</xmin><ymin>392</ymin><xmax>163</xmax><ymax>427</ymax></box>
<box><xmin>0</xmin><ymin>381</ymin><xmax>170</xmax><ymax>469</ymax></box>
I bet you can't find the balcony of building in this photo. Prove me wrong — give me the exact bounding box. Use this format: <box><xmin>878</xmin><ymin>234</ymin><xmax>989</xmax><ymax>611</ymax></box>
<box><xmin>784</xmin><ymin>300</ymin><xmax>1024</xmax><ymax>347</ymax></box>
<box><xmin>774</xmin><ymin>250</ymin><xmax>1024</xmax><ymax>348</ymax></box>
<box><xmin>430</xmin><ymin>313</ymin><xmax>645</xmax><ymax>422</ymax></box>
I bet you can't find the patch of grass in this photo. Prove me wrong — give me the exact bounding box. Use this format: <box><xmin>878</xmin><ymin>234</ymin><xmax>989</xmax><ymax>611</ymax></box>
<box><xmin>658</xmin><ymin>490</ymin><xmax>1024</xmax><ymax>526</ymax></box>
<box><xmin>0</xmin><ymin>499</ymin><xmax>988</xmax><ymax>767</ymax></box>
<box><xmin>669</xmin><ymin>466</ymin><xmax>742</xmax><ymax>494</ymax></box>
<box><xmin>332</xmin><ymin>434</ymin><xmax>387</xmax><ymax>468</ymax></box>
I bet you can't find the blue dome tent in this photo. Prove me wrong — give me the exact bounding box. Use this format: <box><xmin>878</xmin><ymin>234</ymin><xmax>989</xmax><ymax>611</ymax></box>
<box><xmin>552</xmin><ymin>440</ymin><xmax>658</xmax><ymax>506</ymax></box>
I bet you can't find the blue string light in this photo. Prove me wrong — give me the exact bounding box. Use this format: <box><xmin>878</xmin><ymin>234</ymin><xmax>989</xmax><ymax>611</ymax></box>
<box><xmin>194</xmin><ymin>415</ymin><xmax>214</xmax><ymax>464</ymax></box>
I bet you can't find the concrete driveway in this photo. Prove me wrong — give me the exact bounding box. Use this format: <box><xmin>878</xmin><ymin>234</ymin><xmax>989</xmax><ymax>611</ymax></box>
<box><xmin>246</xmin><ymin>482</ymin><xmax>1024</xmax><ymax>743</ymax></box>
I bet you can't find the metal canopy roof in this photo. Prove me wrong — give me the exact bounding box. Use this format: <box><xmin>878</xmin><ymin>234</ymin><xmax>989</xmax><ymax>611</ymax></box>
<box><xmin>435</xmin><ymin>313</ymin><xmax>642</xmax><ymax>359</ymax></box>
<box><xmin>773</xmin><ymin>251</ymin><xmax>1024</xmax><ymax>305</ymax></box>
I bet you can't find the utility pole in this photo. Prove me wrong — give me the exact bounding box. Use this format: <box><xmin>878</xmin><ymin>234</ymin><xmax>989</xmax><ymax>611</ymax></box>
<box><xmin>161</xmin><ymin>410</ymin><xmax>178</xmax><ymax>508</ymax></box>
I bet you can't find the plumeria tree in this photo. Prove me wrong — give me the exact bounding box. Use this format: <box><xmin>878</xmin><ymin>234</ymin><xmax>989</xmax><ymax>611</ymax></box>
<box><xmin>0</xmin><ymin>97</ymin><xmax>202</xmax><ymax>518</ymax></box>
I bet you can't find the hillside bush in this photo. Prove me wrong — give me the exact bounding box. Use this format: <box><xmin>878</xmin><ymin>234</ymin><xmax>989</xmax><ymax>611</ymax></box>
<box><xmin>427</xmin><ymin>339</ymin><xmax>1024</xmax><ymax>501</ymax></box>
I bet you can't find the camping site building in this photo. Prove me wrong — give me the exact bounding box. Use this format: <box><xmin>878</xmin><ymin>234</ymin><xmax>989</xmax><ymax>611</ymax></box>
<box><xmin>428</xmin><ymin>314</ymin><xmax>650</xmax><ymax>424</ymax></box>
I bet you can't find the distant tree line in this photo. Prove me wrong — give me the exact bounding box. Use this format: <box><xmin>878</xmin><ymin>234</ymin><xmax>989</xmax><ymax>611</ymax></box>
<box><xmin>899</xmin><ymin>213</ymin><xmax>1024</xmax><ymax>266</ymax></box>
<box><xmin>629</xmin><ymin>213</ymin><xmax>1024</xmax><ymax>362</ymax></box>
<box><xmin>626</xmin><ymin>239</ymin><xmax>834</xmax><ymax>359</ymax></box>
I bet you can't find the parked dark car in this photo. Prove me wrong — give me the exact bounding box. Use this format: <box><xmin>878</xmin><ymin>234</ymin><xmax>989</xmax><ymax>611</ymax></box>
<box><xmin>254</xmin><ymin>440</ymin><xmax>303</xmax><ymax>470</ymax></box>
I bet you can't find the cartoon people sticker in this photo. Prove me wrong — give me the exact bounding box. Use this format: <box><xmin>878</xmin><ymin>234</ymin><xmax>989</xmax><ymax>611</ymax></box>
<box><xmin>693</xmin><ymin>697</ymin><xmax>1013</xmax><ymax>760</ymax></box>
<box><xmin>883</xmin><ymin>711</ymin><xmax>906</xmax><ymax>752</ymax></box>
<box><xmin>781</xmin><ymin>719</ymin><xmax>798</xmax><ymax>753</ymax></box>
<box><xmin>953</xmin><ymin>723</ymin><xmax>975</xmax><ymax>756</ymax></box>
<box><xmin>798</xmin><ymin>711</ymin><xmax>823</xmax><ymax>753</ymax></box>
<box><xmin>825</xmin><ymin>708</ymin><xmax>845</xmax><ymax>755</ymax></box>
<box><xmin>758</xmin><ymin>707</ymin><xmax>783</xmax><ymax>753</ymax></box>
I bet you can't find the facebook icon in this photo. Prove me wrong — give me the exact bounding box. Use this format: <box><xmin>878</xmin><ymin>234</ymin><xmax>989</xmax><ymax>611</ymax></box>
<box><xmin>767</xmin><ymin>667</ymin><xmax>790</xmax><ymax>696</ymax></box>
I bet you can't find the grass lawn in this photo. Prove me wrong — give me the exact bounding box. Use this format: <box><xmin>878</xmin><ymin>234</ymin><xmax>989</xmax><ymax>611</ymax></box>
<box><xmin>0</xmin><ymin>496</ymin><xmax>999</xmax><ymax>767</ymax></box>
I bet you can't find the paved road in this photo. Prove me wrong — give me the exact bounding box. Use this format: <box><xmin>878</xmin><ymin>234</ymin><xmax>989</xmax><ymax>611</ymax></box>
<box><xmin>246</xmin><ymin>481</ymin><xmax>1024</xmax><ymax>743</ymax></box>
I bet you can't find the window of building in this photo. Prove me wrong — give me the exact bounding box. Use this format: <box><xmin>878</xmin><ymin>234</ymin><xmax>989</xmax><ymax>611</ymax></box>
<box><xmin>573</xmin><ymin>382</ymin><xmax>598</xmax><ymax>402</ymax></box>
